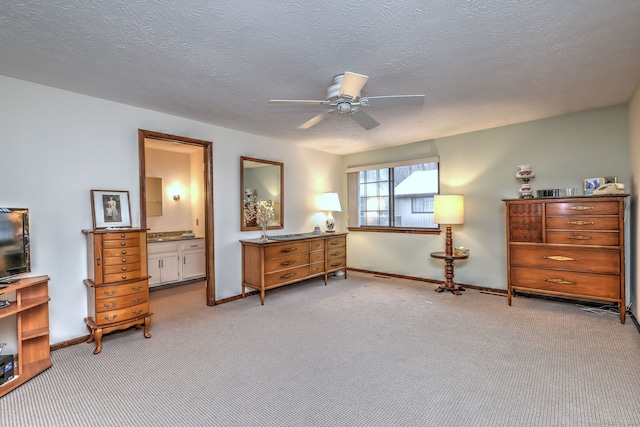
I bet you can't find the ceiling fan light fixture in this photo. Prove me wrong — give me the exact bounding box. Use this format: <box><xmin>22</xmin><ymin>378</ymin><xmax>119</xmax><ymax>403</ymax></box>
<box><xmin>337</xmin><ymin>103</ymin><xmax>351</xmax><ymax>113</ymax></box>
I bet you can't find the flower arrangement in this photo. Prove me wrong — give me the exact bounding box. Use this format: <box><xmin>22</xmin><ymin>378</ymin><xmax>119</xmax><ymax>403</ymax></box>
<box><xmin>244</xmin><ymin>200</ymin><xmax>275</xmax><ymax>240</ymax></box>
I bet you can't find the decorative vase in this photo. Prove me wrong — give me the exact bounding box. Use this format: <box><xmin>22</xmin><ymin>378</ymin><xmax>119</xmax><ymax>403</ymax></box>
<box><xmin>260</xmin><ymin>222</ymin><xmax>269</xmax><ymax>242</ymax></box>
<box><xmin>516</xmin><ymin>165</ymin><xmax>535</xmax><ymax>198</ymax></box>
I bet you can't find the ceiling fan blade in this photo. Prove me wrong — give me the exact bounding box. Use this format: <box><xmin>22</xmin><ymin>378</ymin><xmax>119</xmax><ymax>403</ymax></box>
<box><xmin>339</xmin><ymin>72</ymin><xmax>369</xmax><ymax>99</ymax></box>
<box><xmin>361</xmin><ymin>95</ymin><xmax>425</xmax><ymax>108</ymax></box>
<box><xmin>298</xmin><ymin>109</ymin><xmax>334</xmax><ymax>129</ymax></box>
<box><xmin>269</xmin><ymin>99</ymin><xmax>330</xmax><ymax>105</ymax></box>
<box><xmin>349</xmin><ymin>109</ymin><xmax>379</xmax><ymax>130</ymax></box>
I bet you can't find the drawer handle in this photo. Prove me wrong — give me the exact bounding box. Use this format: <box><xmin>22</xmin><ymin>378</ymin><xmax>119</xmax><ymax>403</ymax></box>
<box><xmin>281</xmin><ymin>260</ymin><xmax>296</xmax><ymax>266</ymax></box>
<box><xmin>132</xmin><ymin>308</ymin><xmax>143</xmax><ymax>315</ymax></box>
<box><xmin>330</xmin><ymin>251</ymin><xmax>343</xmax><ymax>256</ymax></box>
<box><xmin>120</xmin><ymin>233</ymin><xmax>126</xmax><ymax>238</ymax></box>
<box><xmin>544</xmin><ymin>278</ymin><xmax>576</xmax><ymax>285</ymax></box>
<box><xmin>122</xmin><ymin>258</ymin><xmax>127</xmax><ymax>263</ymax></box>
<box><xmin>281</xmin><ymin>247</ymin><xmax>298</xmax><ymax>253</ymax></box>
<box><xmin>121</xmin><ymin>242</ymin><xmax>126</xmax><ymax>246</ymax></box>
<box><xmin>567</xmin><ymin>235</ymin><xmax>593</xmax><ymax>240</ymax></box>
<box><xmin>566</xmin><ymin>206</ymin><xmax>593</xmax><ymax>211</ymax></box>
<box><xmin>131</xmin><ymin>285</ymin><xmax>143</xmax><ymax>291</ymax></box>
<box><xmin>330</xmin><ymin>262</ymin><xmax>343</xmax><ymax>267</ymax></box>
<box><xmin>567</xmin><ymin>220</ymin><xmax>594</xmax><ymax>226</ymax></box>
<box><xmin>104</xmin><ymin>290</ymin><xmax>117</xmax><ymax>296</ymax></box>
<box><xmin>281</xmin><ymin>273</ymin><xmax>296</xmax><ymax>279</ymax></box>
<box><xmin>104</xmin><ymin>314</ymin><xmax>118</xmax><ymax>321</ymax></box>
<box><xmin>121</xmin><ymin>274</ymin><xmax>127</xmax><ymax>279</ymax></box>
<box><xmin>543</xmin><ymin>255</ymin><xmax>575</xmax><ymax>261</ymax></box>
<box><xmin>104</xmin><ymin>302</ymin><xmax>117</xmax><ymax>309</ymax></box>
<box><xmin>121</xmin><ymin>250</ymin><xmax>127</xmax><ymax>254</ymax></box>
<box><xmin>96</xmin><ymin>256</ymin><xmax>101</xmax><ymax>266</ymax></box>
<box><xmin>330</xmin><ymin>241</ymin><xmax>341</xmax><ymax>246</ymax></box>
<box><xmin>132</xmin><ymin>297</ymin><xmax>143</xmax><ymax>302</ymax></box>
<box><xmin>121</xmin><ymin>266</ymin><xmax>127</xmax><ymax>271</ymax></box>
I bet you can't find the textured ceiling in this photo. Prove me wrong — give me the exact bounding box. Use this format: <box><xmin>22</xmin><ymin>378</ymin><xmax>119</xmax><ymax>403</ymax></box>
<box><xmin>1</xmin><ymin>0</ymin><xmax>639</xmax><ymax>155</ymax></box>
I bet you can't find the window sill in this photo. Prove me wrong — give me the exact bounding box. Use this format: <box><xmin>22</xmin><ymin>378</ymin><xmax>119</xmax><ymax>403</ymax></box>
<box><xmin>347</xmin><ymin>227</ymin><xmax>441</xmax><ymax>235</ymax></box>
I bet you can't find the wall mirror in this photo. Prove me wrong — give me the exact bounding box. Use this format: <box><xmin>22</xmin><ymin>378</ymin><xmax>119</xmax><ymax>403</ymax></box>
<box><xmin>241</xmin><ymin>156</ymin><xmax>284</xmax><ymax>231</ymax></box>
<box><xmin>145</xmin><ymin>177</ymin><xmax>163</xmax><ymax>216</ymax></box>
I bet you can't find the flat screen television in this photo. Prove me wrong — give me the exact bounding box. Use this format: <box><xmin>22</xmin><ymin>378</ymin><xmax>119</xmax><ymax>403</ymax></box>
<box><xmin>0</xmin><ymin>208</ymin><xmax>30</xmax><ymax>283</ymax></box>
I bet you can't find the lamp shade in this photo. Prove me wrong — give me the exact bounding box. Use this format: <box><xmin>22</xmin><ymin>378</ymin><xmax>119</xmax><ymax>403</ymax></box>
<box><xmin>434</xmin><ymin>194</ymin><xmax>464</xmax><ymax>225</ymax></box>
<box><xmin>319</xmin><ymin>192</ymin><xmax>342</xmax><ymax>212</ymax></box>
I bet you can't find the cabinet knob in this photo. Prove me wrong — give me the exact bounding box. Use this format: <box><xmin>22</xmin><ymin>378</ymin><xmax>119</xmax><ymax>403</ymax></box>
<box><xmin>121</xmin><ymin>266</ymin><xmax>127</xmax><ymax>271</ymax></box>
<box><xmin>121</xmin><ymin>274</ymin><xmax>127</xmax><ymax>279</ymax></box>
<box><xmin>96</xmin><ymin>256</ymin><xmax>101</xmax><ymax>265</ymax></box>
<box><xmin>122</xmin><ymin>258</ymin><xmax>127</xmax><ymax>263</ymax></box>
<box><xmin>121</xmin><ymin>250</ymin><xmax>127</xmax><ymax>254</ymax></box>
<box><xmin>121</xmin><ymin>242</ymin><xmax>126</xmax><ymax>246</ymax></box>
<box><xmin>120</xmin><ymin>233</ymin><xmax>126</xmax><ymax>238</ymax></box>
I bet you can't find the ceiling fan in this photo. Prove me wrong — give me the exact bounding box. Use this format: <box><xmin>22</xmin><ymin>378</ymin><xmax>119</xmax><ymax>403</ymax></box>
<box><xmin>269</xmin><ymin>72</ymin><xmax>425</xmax><ymax>130</ymax></box>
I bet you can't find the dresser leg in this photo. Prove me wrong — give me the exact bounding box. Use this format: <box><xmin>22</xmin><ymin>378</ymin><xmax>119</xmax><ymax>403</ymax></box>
<box><xmin>93</xmin><ymin>328</ymin><xmax>103</xmax><ymax>355</ymax></box>
<box><xmin>620</xmin><ymin>304</ymin><xmax>626</xmax><ymax>324</ymax></box>
<box><xmin>144</xmin><ymin>316</ymin><xmax>152</xmax><ymax>338</ymax></box>
<box><xmin>260</xmin><ymin>289</ymin><xmax>265</xmax><ymax>305</ymax></box>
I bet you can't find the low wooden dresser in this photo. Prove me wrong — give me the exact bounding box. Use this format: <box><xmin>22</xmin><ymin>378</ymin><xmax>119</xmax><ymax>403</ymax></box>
<box><xmin>83</xmin><ymin>228</ymin><xmax>152</xmax><ymax>354</ymax></box>
<box><xmin>503</xmin><ymin>195</ymin><xmax>628</xmax><ymax>323</ymax></box>
<box><xmin>240</xmin><ymin>232</ymin><xmax>347</xmax><ymax>304</ymax></box>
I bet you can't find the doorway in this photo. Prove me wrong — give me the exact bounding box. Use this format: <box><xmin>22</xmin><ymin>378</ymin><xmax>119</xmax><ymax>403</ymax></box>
<box><xmin>138</xmin><ymin>129</ymin><xmax>215</xmax><ymax>306</ymax></box>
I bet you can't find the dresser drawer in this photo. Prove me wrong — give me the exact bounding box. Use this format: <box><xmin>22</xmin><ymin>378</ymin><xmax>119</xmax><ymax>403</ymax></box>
<box><xmin>95</xmin><ymin>280</ymin><xmax>148</xmax><ymax>300</ymax></box>
<box><xmin>327</xmin><ymin>236</ymin><xmax>346</xmax><ymax>248</ymax></box>
<box><xmin>103</xmin><ymin>254</ymin><xmax>141</xmax><ymax>266</ymax></box>
<box><xmin>264</xmin><ymin>253</ymin><xmax>309</xmax><ymax>274</ymax></box>
<box><xmin>104</xmin><ymin>270</ymin><xmax>142</xmax><ymax>283</ymax></box>
<box><xmin>310</xmin><ymin>239</ymin><xmax>325</xmax><ymax>251</ymax></box>
<box><xmin>103</xmin><ymin>262</ymin><xmax>141</xmax><ymax>276</ymax></box>
<box><xmin>546</xmin><ymin>201</ymin><xmax>619</xmax><ymax>216</ymax></box>
<box><xmin>511</xmin><ymin>267</ymin><xmax>620</xmax><ymax>299</ymax></box>
<box><xmin>104</xmin><ymin>246</ymin><xmax>141</xmax><ymax>257</ymax></box>
<box><xmin>546</xmin><ymin>216</ymin><xmax>619</xmax><ymax>230</ymax></box>
<box><xmin>103</xmin><ymin>238</ymin><xmax>141</xmax><ymax>249</ymax></box>
<box><xmin>510</xmin><ymin>245</ymin><xmax>620</xmax><ymax>274</ymax></box>
<box><xmin>310</xmin><ymin>262</ymin><xmax>325</xmax><ymax>275</ymax></box>
<box><xmin>265</xmin><ymin>242</ymin><xmax>310</xmax><ymax>259</ymax></box>
<box><xmin>327</xmin><ymin>247</ymin><xmax>347</xmax><ymax>259</ymax></box>
<box><xmin>327</xmin><ymin>257</ymin><xmax>346</xmax><ymax>270</ymax></box>
<box><xmin>265</xmin><ymin>265</ymin><xmax>310</xmax><ymax>287</ymax></box>
<box><xmin>546</xmin><ymin>230</ymin><xmax>619</xmax><ymax>246</ymax></box>
<box><xmin>96</xmin><ymin>291</ymin><xmax>148</xmax><ymax>313</ymax></box>
<box><xmin>94</xmin><ymin>302</ymin><xmax>149</xmax><ymax>326</ymax></box>
<box><xmin>310</xmin><ymin>251</ymin><xmax>325</xmax><ymax>263</ymax></box>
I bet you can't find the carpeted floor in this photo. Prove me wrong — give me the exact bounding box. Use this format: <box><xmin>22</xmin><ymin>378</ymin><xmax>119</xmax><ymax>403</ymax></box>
<box><xmin>1</xmin><ymin>272</ymin><xmax>639</xmax><ymax>426</ymax></box>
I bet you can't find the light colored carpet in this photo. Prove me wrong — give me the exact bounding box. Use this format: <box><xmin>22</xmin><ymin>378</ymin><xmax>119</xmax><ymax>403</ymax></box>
<box><xmin>1</xmin><ymin>272</ymin><xmax>639</xmax><ymax>426</ymax></box>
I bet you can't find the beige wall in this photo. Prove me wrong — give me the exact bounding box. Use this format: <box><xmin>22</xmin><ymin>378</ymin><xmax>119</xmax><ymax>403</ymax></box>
<box><xmin>344</xmin><ymin>105</ymin><xmax>630</xmax><ymax>295</ymax></box>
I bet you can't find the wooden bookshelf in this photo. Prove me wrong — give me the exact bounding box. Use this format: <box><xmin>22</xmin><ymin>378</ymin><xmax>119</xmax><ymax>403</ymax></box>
<box><xmin>0</xmin><ymin>275</ymin><xmax>52</xmax><ymax>397</ymax></box>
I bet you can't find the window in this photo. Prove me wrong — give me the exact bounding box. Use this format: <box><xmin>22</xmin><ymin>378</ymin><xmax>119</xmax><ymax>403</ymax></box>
<box><xmin>347</xmin><ymin>157</ymin><xmax>439</xmax><ymax>232</ymax></box>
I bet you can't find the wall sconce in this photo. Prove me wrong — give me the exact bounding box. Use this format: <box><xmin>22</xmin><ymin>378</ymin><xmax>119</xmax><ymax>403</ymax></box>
<box><xmin>318</xmin><ymin>192</ymin><xmax>342</xmax><ymax>233</ymax></box>
<box><xmin>173</xmin><ymin>194</ymin><xmax>181</xmax><ymax>201</ymax></box>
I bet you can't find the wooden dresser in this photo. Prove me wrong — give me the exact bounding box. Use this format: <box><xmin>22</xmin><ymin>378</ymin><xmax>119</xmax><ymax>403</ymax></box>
<box><xmin>240</xmin><ymin>233</ymin><xmax>347</xmax><ymax>304</ymax></box>
<box><xmin>83</xmin><ymin>228</ymin><xmax>152</xmax><ymax>354</ymax></box>
<box><xmin>503</xmin><ymin>196</ymin><xmax>628</xmax><ymax>323</ymax></box>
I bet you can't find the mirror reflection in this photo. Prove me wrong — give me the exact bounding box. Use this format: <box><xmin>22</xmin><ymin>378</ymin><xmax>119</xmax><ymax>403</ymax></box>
<box><xmin>240</xmin><ymin>156</ymin><xmax>284</xmax><ymax>231</ymax></box>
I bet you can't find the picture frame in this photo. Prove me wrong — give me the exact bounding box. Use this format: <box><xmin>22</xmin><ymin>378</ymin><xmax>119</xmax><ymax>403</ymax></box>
<box><xmin>90</xmin><ymin>190</ymin><xmax>132</xmax><ymax>229</ymax></box>
<box><xmin>583</xmin><ymin>178</ymin><xmax>604</xmax><ymax>195</ymax></box>
<box><xmin>604</xmin><ymin>176</ymin><xmax>618</xmax><ymax>184</ymax></box>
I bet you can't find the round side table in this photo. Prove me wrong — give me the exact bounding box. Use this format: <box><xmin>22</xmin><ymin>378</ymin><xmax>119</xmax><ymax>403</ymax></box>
<box><xmin>430</xmin><ymin>251</ymin><xmax>469</xmax><ymax>295</ymax></box>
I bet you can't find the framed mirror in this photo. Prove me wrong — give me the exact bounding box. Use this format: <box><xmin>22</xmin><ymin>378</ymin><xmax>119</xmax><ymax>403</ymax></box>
<box><xmin>241</xmin><ymin>156</ymin><xmax>284</xmax><ymax>231</ymax></box>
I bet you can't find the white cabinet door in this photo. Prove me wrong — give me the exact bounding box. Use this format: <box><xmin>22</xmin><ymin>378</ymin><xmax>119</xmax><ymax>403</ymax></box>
<box><xmin>161</xmin><ymin>253</ymin><xmax>181</xmax><ymax>283</ymax></box>
<box><xmin>148</xmin><ymin>254</ymin><xmax>162</xmax><ymax>287</ymax></box>
<box><xmin>182</xmin><ymin>249</ymin><xmax>206</xmax><ymax>279</ymax></box>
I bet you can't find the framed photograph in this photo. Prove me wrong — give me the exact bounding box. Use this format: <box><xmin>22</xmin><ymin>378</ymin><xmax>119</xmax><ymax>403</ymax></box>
<box><xmin>584</xmin><ymin>178</ymin><xmax>604</xmax><ymax>195</ymax></box>
<box><xmin>91</xmin><ymin>190</ymin><xmax>132</xmax><ymax>229</ymax></box>
<box><xmin>604</xmin><ymin>176</ymin><xmax>618</xmax><ymax>184</ymax></box>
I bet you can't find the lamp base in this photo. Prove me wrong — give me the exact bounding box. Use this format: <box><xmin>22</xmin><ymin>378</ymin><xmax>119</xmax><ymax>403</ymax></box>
<box><xmin>325</xmin><ymin>212</ymin><xmax>336</xmax><ymax>233</ymax></box>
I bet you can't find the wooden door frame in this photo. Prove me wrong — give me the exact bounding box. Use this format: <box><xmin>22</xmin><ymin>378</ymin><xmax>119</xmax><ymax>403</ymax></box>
<box><xmin>138</xmin><ymin>129</ymin><xmax>216</xmax><ymax>306</ymax></box>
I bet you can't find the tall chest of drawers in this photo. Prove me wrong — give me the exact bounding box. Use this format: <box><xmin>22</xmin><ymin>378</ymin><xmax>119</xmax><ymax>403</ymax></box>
<box><xmin>241</xmin><ymin>233</ymin><xmax>347</xmax><ymax>305</ymax></box>
<box><xmin>503</xmin><ymin>196</ymin><xmax>628</xmax><ymax>323</ymax></box>
<box><xmin>83</xmin><ymin>228</ymin><xmax>153</xmax><ymax>353</ymax></box>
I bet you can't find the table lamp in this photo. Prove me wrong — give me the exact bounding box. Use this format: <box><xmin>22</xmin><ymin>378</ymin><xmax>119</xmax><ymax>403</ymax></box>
<box><xmin>319</xmin><ymin>192</ymin><xmax>342</xmax><ymax>233</ymax></box>
<box><xmin>434</xmin><ymin>194</ymin><xmax>464</xmax><ymax>256</ymax></box>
